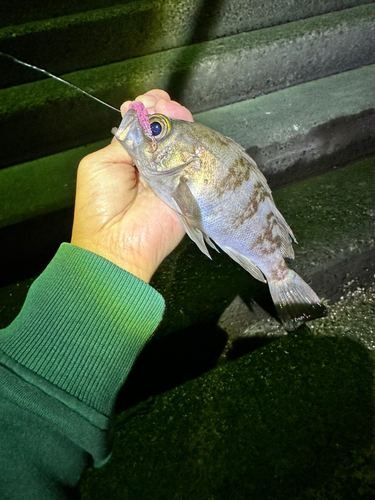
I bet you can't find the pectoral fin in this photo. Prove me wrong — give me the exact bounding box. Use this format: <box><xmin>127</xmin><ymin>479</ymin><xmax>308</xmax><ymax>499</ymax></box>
<box><xmin>220</xmin><ymin>245</ymin><xmax>267</xmax><ymax>283</ymax></box>
<box><xmin>172</xmin><ymin>177</ymin><xmax>217</xmax><ymax>259</ymax></box>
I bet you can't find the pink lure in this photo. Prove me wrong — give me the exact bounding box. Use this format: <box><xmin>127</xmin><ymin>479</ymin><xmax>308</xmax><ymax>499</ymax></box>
<box><xmin>129</xmin><ymin>101</ymin><xmax>157</xmax><ymax>151</ymax></box>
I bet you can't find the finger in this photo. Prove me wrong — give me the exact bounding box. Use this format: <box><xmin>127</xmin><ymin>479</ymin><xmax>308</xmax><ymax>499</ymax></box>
<box><xmin>154</xmin><ymin>99</ymin><xmax>194</xmax><ymax>121</ymax></box>
<box><xmin>80</xmin><ymin>140</ymin><xmax>134</xmax><ymax>171</ymax></box>
<box><xmin>170</xmin><ymin>101</ymin><xmax>194</xmax><ymax>121</ymax></box>
<box><xmin>120</xmin><ymin>96</ymin><xmax>157</xmax><ymax>116</ymax></box>
<box><xmin>105</xmin><ymin>139</ymin><xmax>135</xmax><ymax>164</ymax></box>
<box><xmin>135</xmin><ymin>94</ymin><xmax>157</xmax><ymax>109</ymax></box>
<box><xmin>120</xmin><ymin>90</ymin><xmax>171</xmax><ymax>116</ymax></box>
<box><xmin>144</xmin><ymin>89</ymin><xmax>171</xmax><ymax>101</ymax></box>
<box><xmin>120</xmin><ymin>100</ymin><xmax>132</xmax><ymax>116</ymax></box>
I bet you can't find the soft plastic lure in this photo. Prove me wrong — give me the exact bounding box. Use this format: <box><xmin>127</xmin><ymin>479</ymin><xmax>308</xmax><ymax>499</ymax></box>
<box><xmin>128</xmin><ymin>101</ymin><xmax>157</xmax><ymax>151</ymax></box>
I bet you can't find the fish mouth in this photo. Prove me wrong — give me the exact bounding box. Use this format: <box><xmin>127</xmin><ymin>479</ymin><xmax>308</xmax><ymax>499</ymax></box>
<box><xmin>112</xmin><ymin>109</ymin><xmax>147</xmax><ymax>148</ymax></box>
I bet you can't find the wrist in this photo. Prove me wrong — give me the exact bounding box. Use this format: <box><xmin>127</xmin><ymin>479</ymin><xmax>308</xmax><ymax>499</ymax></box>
<box><xmin>70</xmin><ymin>238</ymin><xmax>155</xmax><ymax>283</ymax></box>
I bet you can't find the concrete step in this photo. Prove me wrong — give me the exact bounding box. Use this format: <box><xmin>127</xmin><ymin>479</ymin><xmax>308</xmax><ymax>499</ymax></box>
<box><xmin>196</xmin><ymin>64</ymin><xmax>375</xmax><ymax>186</ymax></box>
<box><xmin>0</xmin><ymin>4</ymin><xmax>374</xmax><ymax>168</ymax></box>
<box><xmin>0</xmin><ymin>0</ymin><xmax>139</xmax><ymax>28</ymax></box>
<box><xmin>1</xmin><ymin>0</ymin><xmax>372</xmax><ymax>86</ymax></box>
<box><xmin>1</xmin><ymin>64</ymin><xmax>374</xmax><ymax>231</ymax></box>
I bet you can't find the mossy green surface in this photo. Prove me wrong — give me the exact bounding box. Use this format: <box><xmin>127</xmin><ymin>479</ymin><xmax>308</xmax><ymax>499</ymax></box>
<box><xmin>272</xmin><ymin>155</ymin><xmax>375</xmax><ymax>268</ymax></box>
<box><xmin>1</xmin><ymin>0</ymin><xmax>372</xmax><ymax>80</ymax></box>
<box><xmin>80</xmin><ymin>323</ymin><xmax>375</xmax><ymax>499</ymax></box>
<box><xmin>0</xmin><ymin>0</ymin><xmax>139</xmax><ymax>28</ymax></box>
<box><xmin>0</xmin><ymin>139</ymin><xmax>107</xmax><ymax>228</ymax></box>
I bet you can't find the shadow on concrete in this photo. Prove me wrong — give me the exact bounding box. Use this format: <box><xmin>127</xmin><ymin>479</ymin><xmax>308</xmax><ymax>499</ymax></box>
<box><xmin>0</xmin><ymin>208</ymin><xmax>73</xmax><ymax>289</ymax></box>
<box><xmin>116</xmin><ymin>320</ymin><xmax>228</xmax><ymax>412</ymax></box>
<box><xmin>226</xmin><ymin>334</ymin><xmax>276</xmax><ymax>360</ymax></box>
<box><xmin>251</xmin><ymin>109</ymin><xmax>375</xmax><ymax>191</ymax></box>
<box><xmin>166</xmin><ymin>0</ymin><xmax>226</xmax><ymax>104</ymax></box>
<box><xmin>84</xmin><ymin>333</ymin><xmax>375</xmax><ymax>500</ymax></box>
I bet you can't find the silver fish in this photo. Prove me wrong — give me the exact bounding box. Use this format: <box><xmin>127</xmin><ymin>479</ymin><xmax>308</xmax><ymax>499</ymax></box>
<box><xmin>113</xmin><ymin>108</ymin><xmax>324</xmax><ymax>330</ymax></box>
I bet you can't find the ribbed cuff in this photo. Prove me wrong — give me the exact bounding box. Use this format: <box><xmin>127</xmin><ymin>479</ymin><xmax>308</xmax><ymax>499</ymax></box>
<box><xmin>0</xmin><ymin>243</ymin><xmax>165</xmax><ymax>416</ymax></box>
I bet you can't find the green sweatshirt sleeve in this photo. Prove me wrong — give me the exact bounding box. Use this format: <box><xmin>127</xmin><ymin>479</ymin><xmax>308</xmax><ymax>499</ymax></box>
<box><xmin>0</xmin><ymin>243</ymin><xmax>165</xmax><ymax>499</ymax></box>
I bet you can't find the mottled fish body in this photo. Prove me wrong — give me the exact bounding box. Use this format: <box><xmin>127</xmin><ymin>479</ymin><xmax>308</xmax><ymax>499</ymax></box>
<box><xmin>114</xmin><ymin>107</ymin><xmax>324</xmax><ymax>330</ymax></box>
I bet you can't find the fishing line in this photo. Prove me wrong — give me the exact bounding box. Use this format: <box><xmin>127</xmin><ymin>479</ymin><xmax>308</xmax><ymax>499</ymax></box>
<box><xmin>0</xmin><ymin>51</ymin><xmax>121</xmax><ymax>114</ymax></box>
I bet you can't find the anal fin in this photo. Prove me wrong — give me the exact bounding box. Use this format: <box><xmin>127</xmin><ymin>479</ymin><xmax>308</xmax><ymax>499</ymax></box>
<box><xmin>220</xmin><ymin>245</ymin><xmax>266</xmax><ymax>283</ymax></box>
<box><xmin>204</xmin><ymin>235</ymin><xmax>220</xmax><ymax>252</ymax></box>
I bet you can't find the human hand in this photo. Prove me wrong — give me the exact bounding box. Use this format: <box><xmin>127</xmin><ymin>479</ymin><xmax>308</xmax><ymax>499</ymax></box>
<box><xmin>71</xmin><ymin>89</ymin><xmax>193</xmax><ymax>282</ymax></box>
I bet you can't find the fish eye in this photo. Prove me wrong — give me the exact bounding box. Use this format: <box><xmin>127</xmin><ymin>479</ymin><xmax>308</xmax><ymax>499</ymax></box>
<box><xmin>151</xmin><ymin>121</ymin><xmax>162</xmax><ymax>136</ymax></box>
<box><xmin>149</xmin><ymin>114</ymin><xmax>170</xmax><ymax>140</ymax></box>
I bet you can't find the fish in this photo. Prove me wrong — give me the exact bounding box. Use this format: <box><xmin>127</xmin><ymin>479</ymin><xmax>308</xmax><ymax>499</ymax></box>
<box><xmin>113</xmin><ymin>103</ymin><xmax>325</xmax><ymax>330</ymax></box>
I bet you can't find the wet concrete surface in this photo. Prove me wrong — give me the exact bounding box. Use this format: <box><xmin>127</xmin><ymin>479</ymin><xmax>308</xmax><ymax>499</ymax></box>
<box><xmin>81</xmin><ymin>280</ymin><xmax>375</xmax><ymax>499</ymax></box>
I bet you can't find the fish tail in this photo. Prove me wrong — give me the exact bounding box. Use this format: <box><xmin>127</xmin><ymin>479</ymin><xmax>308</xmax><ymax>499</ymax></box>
<box><xmin>268</xmin><ymin>270</ymin><xmax>325</xmax><ymax>330</ymax></box>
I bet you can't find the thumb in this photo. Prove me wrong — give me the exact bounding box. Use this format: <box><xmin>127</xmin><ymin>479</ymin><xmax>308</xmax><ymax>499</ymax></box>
<box><xmin>79</xmin><ymin>139</ymin><xmax>134</xmax><ymax>174</ymax></box>
<box><xmin>74</xmin><ymin>139</ymin><xmax>140</xmax><ymax>226</ymax></box>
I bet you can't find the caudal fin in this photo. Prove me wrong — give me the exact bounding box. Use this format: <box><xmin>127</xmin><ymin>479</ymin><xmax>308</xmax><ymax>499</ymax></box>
<box><xmin>268</xmin><ymin>270</ymin><xmax>326</xmax><ymax>331</ymax></box>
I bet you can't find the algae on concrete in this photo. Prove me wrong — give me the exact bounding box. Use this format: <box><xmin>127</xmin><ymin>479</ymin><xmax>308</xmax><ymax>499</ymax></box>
<box><xmin>0</xmin><ymin>138</ymin><xmax>108</xmax><ymax>228</ymax></box>
<box><xmin>272</xmin><ymin>155</ymin><xmax>375</xmax><ymax>269</ymax></box>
